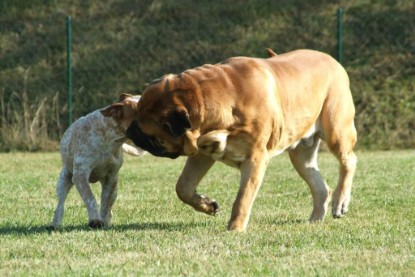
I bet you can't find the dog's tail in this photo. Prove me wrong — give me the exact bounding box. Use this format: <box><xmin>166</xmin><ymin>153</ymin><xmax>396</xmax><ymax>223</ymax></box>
<box><xmin>266</xmin><ymin>48</ymin><xmax>278</xmax><ymax>57</ymax></box>
<box><xmin>122</xmin><ymin>143</ymin><xmax>146</xmax><ymax>157</ymax></box>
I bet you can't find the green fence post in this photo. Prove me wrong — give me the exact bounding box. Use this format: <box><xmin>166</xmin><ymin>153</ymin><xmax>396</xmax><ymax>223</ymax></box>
<box><xmin>66</xmin><ymin>16</ymin><xmax>73</xmax><ymax>126</ymax></box>
<box><xmin>337</xmin><ymin>8</ymin><xmax>344</xmax><ymax>64</ymax></box>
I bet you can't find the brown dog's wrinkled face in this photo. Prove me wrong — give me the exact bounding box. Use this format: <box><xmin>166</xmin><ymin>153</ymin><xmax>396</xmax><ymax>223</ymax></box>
<box><xmin>126</xmin><ymin>80</ymin><xmax>193</xmax><ymax>159</ymax></box>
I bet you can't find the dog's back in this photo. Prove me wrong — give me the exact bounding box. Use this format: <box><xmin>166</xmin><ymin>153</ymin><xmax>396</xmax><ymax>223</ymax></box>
<box><xmin>60</xmin><ymin>110</ymin><xmax>125</xmax><ymax>177</ymax></box>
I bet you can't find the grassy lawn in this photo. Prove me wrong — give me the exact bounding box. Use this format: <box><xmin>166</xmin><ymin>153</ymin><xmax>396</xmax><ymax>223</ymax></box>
<box><xmin>0</xmin><ymin>150</ymin><xmax>414</xmax><ymax>276</ymax></box>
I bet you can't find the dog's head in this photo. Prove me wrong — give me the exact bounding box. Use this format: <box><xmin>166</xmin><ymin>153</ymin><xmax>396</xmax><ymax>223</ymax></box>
<box><xmin>125</xmin><ymin>75</ymin><xmax>200</xmax><ymax>159</ymax></box>
<box><xmin>100</xmin><ymin>93</ymin><xmax>141</xmax><ymax>132</ymax></box>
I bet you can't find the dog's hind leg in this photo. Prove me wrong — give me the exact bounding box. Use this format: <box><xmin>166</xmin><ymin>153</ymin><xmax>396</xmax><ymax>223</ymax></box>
<box><xmin>100</xmin><ymin>174</ymin><xmax>118</xmax><ymax>228</ymax></box>
<box><xmin>288</xmin><ymin>136</ymin><xmax>331</xmax><ymax>222</ymax></box>
<box><xmin>72</xmin><ymin>162</ymin><xmax>103</xmax><ymax>228</ymax></box>
<box><xmin>48</xmin><ymin>167</ymin><xmax>73</xmax><ymax>230</ymax></box>
<box><xmin>332</xmin><ymin>150</ymin><xmax>357</xmax><ymax>218</ymax></box>
<box><xmin>325</xmin><ymin>127</ymin><xmax>357</xmax><ymax>218</ymax></box>
<box><xmin>321</xmin><ymin>88</ymin><xmax>357</xmax><ymax>218</ymax></box>
<box><xmin>176</xmin><ymin>154</ymin><xmax>219</xmax><ymax>215</ymax></box>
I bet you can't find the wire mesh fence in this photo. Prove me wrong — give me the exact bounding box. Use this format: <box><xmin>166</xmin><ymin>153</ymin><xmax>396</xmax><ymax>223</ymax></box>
<box><xmin>0</xmin><ymin>1</ymin><xmax>414</xmax><ymax>150</ymax></box>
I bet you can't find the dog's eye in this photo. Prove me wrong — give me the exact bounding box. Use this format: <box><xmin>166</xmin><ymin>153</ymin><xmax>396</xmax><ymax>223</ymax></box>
<box><xmin>156</xmin><ymin>138</ymin><xmax>166</xmax><ymax>146</ymax></box>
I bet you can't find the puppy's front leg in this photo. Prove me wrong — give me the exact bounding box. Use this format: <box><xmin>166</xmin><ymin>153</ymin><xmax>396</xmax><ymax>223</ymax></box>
<box><xmin>228</xmin><ymin>151</ymin><xmax>269</xmax><ymax>231</ymax></box>
<box><xmin>176</xmin><ymin>154</ymin><xmax>218</xmax><ymax>215</ymax></box>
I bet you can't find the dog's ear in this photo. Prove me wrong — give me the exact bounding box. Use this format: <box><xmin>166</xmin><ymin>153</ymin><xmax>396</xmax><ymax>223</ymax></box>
<box><xmin>101</xmin><ymin>103</ymin><xmax>124</xmax><ymax>119</ymax></box>
<box><xmin>118</xmin><ymin>93</ymin><xmax>133</xmax><ymax>102</ymax></box>
<box><xmin>164</xmin><ymin>109</ymin><xmax>191</xmax><ymax>137</ymax></box>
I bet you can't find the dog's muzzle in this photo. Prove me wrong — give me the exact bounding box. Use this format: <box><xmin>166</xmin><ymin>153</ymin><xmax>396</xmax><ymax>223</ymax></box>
<box><xmin>126</xmin><ymin>121</ymin><xmax>180</xmax><ymax>159</ymax></box>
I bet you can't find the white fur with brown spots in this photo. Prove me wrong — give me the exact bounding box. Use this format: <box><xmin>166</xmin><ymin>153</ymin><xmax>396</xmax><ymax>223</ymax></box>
<box><xmin>48</xmin><ymin>94</ymin><xmax>145</xmax><ymax>230</ymax></box>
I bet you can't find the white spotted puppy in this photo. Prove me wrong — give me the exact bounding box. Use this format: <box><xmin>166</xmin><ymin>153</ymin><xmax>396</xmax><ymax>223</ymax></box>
<box><xmin>48</xmin><ymin>93</ymin><xmax>145</xmax><ymax>230</ymax></box>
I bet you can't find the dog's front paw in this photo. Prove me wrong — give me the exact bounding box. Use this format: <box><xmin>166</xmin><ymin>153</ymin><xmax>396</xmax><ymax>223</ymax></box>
<box><xmin>200</xmin><ymin>195</ymin><xmax>219</xmax><ymax>216</ymax></box>
<box><xmin>88</xmin><ymin>219</ymin><xmax>105</xmax><ymax>229</ymax></box>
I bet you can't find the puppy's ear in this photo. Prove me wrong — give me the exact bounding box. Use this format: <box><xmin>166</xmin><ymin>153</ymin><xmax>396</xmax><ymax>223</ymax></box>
<box><xmin>100</xmin><ymin>103</ymin><xmax>124</xmax><ymax>119</ymax></box>
<box><xmin>119</xmin><ymin>93</ymin><xmax>133</xmax><ymax>102</ymax></box>
<box><xmin>164</xmin><ymin>109</ymin><xmax>191</xmax><ymax>137</ymax></box>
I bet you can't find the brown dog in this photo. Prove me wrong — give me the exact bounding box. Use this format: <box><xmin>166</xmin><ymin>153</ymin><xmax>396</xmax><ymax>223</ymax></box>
<box><xmin>127</xmin><ymin>49</ymin><xmax>357</xmax><ymax>231</ymax></box>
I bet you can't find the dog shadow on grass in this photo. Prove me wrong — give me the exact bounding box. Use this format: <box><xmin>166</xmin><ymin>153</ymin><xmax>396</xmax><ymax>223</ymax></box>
<box><xmin>272</xmin><ymin>219</ymin><xmax>306</xmax><ymax>226</ymax></box>
<box><xmin>0</xmin><ymin>217</ymin><xmax>307</xmax><ymax>236</ymax></box>
<box><xmin>0</xmin><ymin>221</ymin><xmax>207</xmax><ymax>236</ymax></box>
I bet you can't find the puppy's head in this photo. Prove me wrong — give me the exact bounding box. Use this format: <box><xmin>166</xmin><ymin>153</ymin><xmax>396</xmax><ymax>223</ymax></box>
<box><xmin>100</xmin><ymin>93</ymin><xmax>140</xmax><ymax>132</ymax></box>
<box><xmin>125</xmin><ymin>76</ymin><xmax>199</xmax><ymax>159</ymax></box>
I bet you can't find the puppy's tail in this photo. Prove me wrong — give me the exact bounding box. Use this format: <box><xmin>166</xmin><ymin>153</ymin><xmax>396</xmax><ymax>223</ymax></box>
<box><xmin>122</xmin><ymin>143</ymin><xmax>146</xmax><ymax>157</ymax></box>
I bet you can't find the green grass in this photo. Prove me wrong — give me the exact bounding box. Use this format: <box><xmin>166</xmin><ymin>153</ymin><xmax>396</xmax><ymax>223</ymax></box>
<box><xmin>0</xmin><ymin>151</ymin><xmax>414</xmax><ymax>276</ymax></box>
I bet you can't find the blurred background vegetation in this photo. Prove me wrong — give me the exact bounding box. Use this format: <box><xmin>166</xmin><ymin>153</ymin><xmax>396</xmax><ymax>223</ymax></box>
<box><xmin>0</xmin><ymin>0</ymin><xmax>414</xmax><ymax>151</ymax></box>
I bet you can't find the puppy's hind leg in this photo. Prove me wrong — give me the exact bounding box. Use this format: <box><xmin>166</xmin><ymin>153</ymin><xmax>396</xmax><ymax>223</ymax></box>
<box><xmin>100</xmin><ymin>174</ymin><xmax>118</xmax><ymax>228</ymax></box>
<box><xmin>288</xmin><ymin>136</ymin><xmax>331</xmax><ymax>222</ymax></box>
<box><xmin>48</xmin><ymin>167</ymin><xmax>73</xmax><ymax>230</ymax></box>
<box><xmin>73</xmin><ymin>163</ymin><xmax>103</xmax><ymax>228</ymax></box>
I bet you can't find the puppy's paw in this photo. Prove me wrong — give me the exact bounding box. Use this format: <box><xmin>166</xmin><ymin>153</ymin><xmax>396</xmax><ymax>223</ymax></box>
<box><xmin>88</xmin><ymin>219</ymin><xmax>105</xmax><ymax>229</ymax></box>
<box><xmin>200</xmin><ymin>195</ymin><xmax>220</xmax><ymax>216</ymax></box>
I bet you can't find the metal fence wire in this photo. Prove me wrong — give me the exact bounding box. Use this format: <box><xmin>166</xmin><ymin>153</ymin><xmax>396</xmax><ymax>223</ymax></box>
<box><xmin>0</xmin><ymin>1</ymin><xmax>414</xmax><ymax>150</ymax></box>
